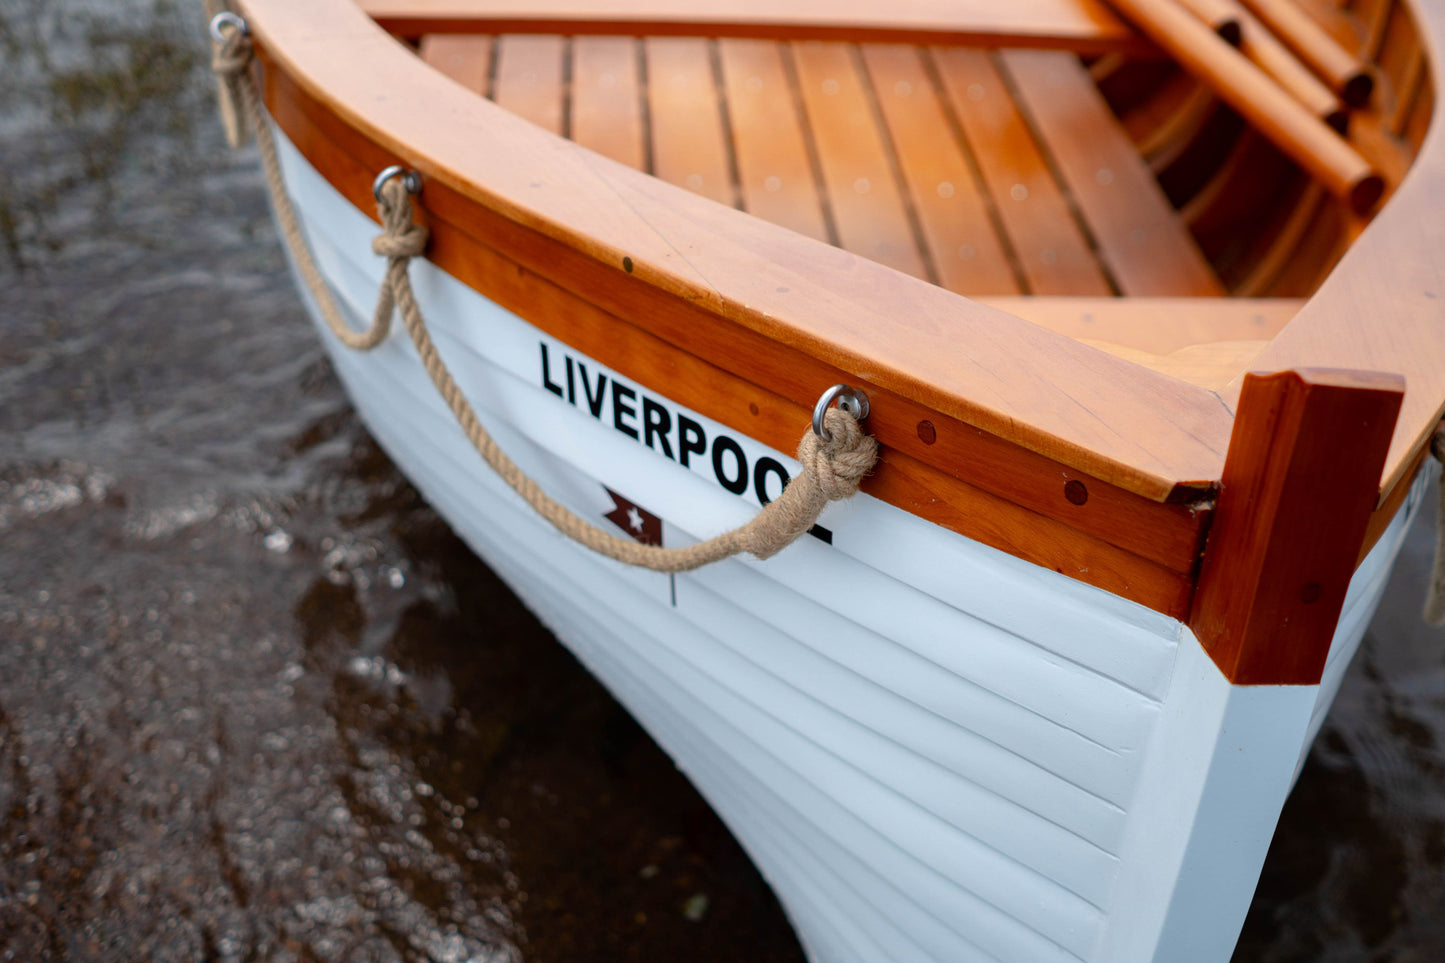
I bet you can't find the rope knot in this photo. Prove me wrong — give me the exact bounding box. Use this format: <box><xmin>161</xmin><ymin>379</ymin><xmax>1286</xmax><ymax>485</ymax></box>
<box><xmin>372</xmin><ymin>180</ymin><xmax>430</xmax><ymax>260</ymax></box>
<box><xmin>210</xmin><ymin>34</ymin><xmax>253</xmax><ymax>80</ymax></box>
<box><xmin>371</xmin><ymin>227</ymin><xmax>429</xmax><ymax>259</ymax></box>
<box><xmin>208</xmin><ymin>24</ymin><xmax>253</xmax><ymax>148</ymax></box>
<box><xmin>796</xmin><ymin>407</ymin><xmax>878</xmax><ymax>500</ymax></box>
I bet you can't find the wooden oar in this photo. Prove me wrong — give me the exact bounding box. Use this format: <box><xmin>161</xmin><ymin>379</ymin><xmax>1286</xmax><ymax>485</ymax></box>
<box><xmin>1186</xmin><ymin>0</ymin><xmax>1348</xmax><ymax>131</ymax></box>
<box><xmin>1099</xmin><ymin>0</ymin><xmax>1382</xmax><ymax>213</ymax></box>
<box><xmin>1175</xmin><ymin>0</ymin><xmax>1243</xmax><ymax>44</ymax></box>
<box><xmin>1237</xmin><ymin>0</ymin><xmax>1374</xmax><ymax>106</ymax></box>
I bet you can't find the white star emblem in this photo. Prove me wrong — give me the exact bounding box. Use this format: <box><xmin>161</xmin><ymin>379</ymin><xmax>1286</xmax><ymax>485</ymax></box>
<box><xmin>627</xmin><ymin>507</ymin><xmax>644</xmax><ymax>531</ymax></box>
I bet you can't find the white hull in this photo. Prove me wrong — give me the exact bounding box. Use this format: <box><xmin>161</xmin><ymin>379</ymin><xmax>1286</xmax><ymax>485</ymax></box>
<box><xmin>273</xmin><ymin>127</ymin><xmax>1428</xmax><ymax>963</ymax></box>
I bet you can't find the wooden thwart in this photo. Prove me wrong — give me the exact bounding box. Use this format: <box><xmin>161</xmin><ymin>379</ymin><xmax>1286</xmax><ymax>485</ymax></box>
<box><xmin>360</xmin><ymin>0</ymin><xmax>1151</xmax><ymax>53</ymax></box>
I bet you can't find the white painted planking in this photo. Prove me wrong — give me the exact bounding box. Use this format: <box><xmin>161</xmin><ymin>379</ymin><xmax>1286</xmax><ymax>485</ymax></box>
<box><xmin>327</xmin><ymin>370</ymin><xmax>1098</xmax><ymax>960</ymax></box>
<box><xmin>1297</xmin><ymin>463</ymin><xmax>1431</xmax><ymax>773</ymax></box>
<box><xmin>283</xmin><ymin>130</ymin><xmax>1174</xmax><ymax>747</ymax></box>
<box><xmin>270</xmin><ymin>124</ymin><xmax>1424</xmax><ymax>963</ymax></box>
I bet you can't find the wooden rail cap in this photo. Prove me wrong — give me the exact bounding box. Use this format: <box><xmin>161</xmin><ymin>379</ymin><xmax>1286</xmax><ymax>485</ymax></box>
<box><xmin>1190</xmin><ymin>368</ymin><xmax>1404</xmax><ymax>686</ymax></box>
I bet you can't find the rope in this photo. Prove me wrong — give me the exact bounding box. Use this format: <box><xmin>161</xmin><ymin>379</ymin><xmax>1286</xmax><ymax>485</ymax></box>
<box><xmin>1424</xmin><ymin>427</ymin><xmax>1445</xmax><ymax>624</ymax></box>
<box><xmin>209</xmin><ymin>21</ymin><xmax>878</xmax><ymax>573</ymax></box>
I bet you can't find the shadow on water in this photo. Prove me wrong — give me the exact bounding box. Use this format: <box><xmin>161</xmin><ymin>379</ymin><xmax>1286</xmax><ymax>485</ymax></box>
<box><xmin>0</xmin><ymin>1</ymin><xmax>1443</xmax><ymax>961</ymax></box>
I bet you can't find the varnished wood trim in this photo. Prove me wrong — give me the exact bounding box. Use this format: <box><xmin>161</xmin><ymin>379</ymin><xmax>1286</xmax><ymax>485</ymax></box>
<box><xmin>266</xmin><ymin>60</ymin><xmax>1204</xmax><ymax>615</ymax></box>
<box><xmin>238</xmin><ymin>0</ymin><xmax>1239</xmax><ymax>503</ymax></box>
<box><xmin>1190</xmin><ymin>369</ymin><xmax>1403</xmax><ymax>684</ymax></box>
<box><xmin>357</xmin><ymin>0</ymin><xmax>1155</xmax><ymax>55</ymax></box>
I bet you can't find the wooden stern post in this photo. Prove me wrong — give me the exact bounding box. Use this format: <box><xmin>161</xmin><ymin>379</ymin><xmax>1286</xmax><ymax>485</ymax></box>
<box><xmin>1190</xmin><ymin>368</ymin><xmax>1404</xmax><ymax>685</ymax></box>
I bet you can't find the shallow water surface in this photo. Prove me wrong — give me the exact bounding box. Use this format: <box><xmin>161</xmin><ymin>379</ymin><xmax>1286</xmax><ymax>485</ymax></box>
<box><xmin>1</xmin><ymin>3</ymin><xmax>1443</xmax><ymax>961</ymax></box>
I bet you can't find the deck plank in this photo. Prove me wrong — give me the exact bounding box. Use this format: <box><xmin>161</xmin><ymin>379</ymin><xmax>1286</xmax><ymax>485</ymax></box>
<box><xmin>791</xmin><ymin>41</ymin><xmax>929</xmax><ymax>280</ymax></box>
<box><xmin>1000</xmin><ymin>49</ymin><xmax>1224</xmax><ymax>296</ymax></box>
<box><xmin>492</xmin><ymin>34</ymin><xmax>566</xmax><ymax>134</ymax></box>
<box><xmin>571</xmin><ymin>36</ymin><xmax>646</xmax><ymax>169</ymax></box>
<box><xmin>418</xmin><ymin>34</ymin><xmax>494</xmax><ymax>94</ymax></box>
<box><xmin>645</xmin><ymin>37</ymin><xmax>738</xmax><ymax>207</ymax></box>
<box><xmin>861</xmin><ymin>44</ymin><xmax>1021</xmax><ymax>295</ymax></box>
<box><xmin>718</xmin><ymin>39</ymin><xmax>831</xmax><ymax>244</ymax></box>
<box><xmin>932</xmin><ymin>47</ymin><xmax>1111</xmax><ymax>295</ymax></box>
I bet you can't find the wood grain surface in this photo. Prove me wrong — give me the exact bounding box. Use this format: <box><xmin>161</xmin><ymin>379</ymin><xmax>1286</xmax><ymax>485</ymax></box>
<box><xmin>358</xmin><ymin>0</ymin><xmax>1152</xmax><ymax>53</ymax></box>
<box><xmin>1191</xmin><ymin>369</ymin><xmax>1403</xmax><ymax>683</ymax></box>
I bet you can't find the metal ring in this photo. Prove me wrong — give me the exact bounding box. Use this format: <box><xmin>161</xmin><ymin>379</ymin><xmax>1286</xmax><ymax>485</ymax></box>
<box><xmin>372</xmin><ymin>165</ymin><xmax>423</xmax><ymax>202</ymax></box>
<box><xmin>812</xmin><ymin>384</ymin><xmax>870</xmax><ymax>443</ymax></box>
<box><xmin>208</xmin><ymin>11</ymin><xmax>248</xmax><ymax>44</ymax></box>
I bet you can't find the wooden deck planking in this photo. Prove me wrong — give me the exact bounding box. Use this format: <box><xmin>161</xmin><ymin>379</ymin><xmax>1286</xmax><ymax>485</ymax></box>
<box><xmin>931</xmin><ymin>47</ymin><xmax>1112</xmax><ymax>295</ymax></box>
<box><xmin>418</xmin><ymin>34</ymin><xmax>494</xmax><ymax>94</ymax></box>
<box><xmin>790</xmin><ymin>41</ymin><xmax>930</xmax><ymax>280</ymax></box>
<box><xmin>718</xmin><ymin>39</ymin><xmax>831</xmax><ymax>243</ymax></box>
<box><xmin>431</xmin><ymin>33</ymin><xmax>1220</xmax><ymax>302</ymax></box>
<box><xmin>570</xmin><ymin>36</ymin><xmax>646</xmax><ymax>169</ymax></box>
<box><xmin>492</xmin><ymin>34</ymin><xmax>566</xmax><ymax>134</ymax></box>
<box><xmin>861</xmin><ymin>44</ymin><xmax>1021</xmax><ymax>295</ymax></box>
<box><xmin>644</xmin><ymin>37</ymin><xmax>738</xmax><ymax>208</ymax></box>
<box><xmin>1000</xmin><ymin>49</ymin><xmax>1224</xmax><ymax>296</ymax></box>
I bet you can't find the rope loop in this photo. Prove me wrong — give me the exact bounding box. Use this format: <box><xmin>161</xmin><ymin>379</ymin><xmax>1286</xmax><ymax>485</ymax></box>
<box><xmin>208</xmin><ymin>10</ymin><xmax>253</xmax><ymax>148</ymax></box>
<box><xmin>372</xmin><ymin>179</ymin><xmax>429</xmax><ymax>260</ymax></box>
<box><xmin>208</xmin><ymin>19</ymin><xmax>880</xmax><ymax>571</ymax></box>
<box><xmin>800</xmin><ymin>409</ymin><xmax>875</xmax><ymax>502</ymax></box>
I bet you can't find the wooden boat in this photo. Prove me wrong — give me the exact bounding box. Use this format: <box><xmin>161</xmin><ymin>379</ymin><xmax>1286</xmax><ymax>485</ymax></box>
<box><xmin>210</xmin><ymin>0</ymin><xmax>1444</xmax><ymax>958</ymax></box>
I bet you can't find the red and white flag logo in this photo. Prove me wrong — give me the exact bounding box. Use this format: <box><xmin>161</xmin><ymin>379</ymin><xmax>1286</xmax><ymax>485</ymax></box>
<box><xmin>603</xmin><ymin>488</ymin><xmax>663</xmax><ymax>546</ymax></box>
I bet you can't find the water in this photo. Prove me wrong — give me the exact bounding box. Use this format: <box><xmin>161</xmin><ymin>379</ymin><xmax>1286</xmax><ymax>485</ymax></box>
<box><xmin>0</xmin><ymin>2</ymin><xmax>1442</xmax><ymax>960</ymax></box>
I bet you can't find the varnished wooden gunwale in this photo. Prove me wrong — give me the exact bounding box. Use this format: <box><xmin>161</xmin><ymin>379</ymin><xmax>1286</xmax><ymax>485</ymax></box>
<box><xmin>236</xmin><ymin>0</ymin><xmax>1440</xmax><ymax>640</ymax></box>
<box><xmin>265</xmin><ymin>58</ymin><xmax>1204</xmax><ymax>616</ymax></box>
<box><xmin>238</xmin><ymin>0</ymin><xmax>1243</xmax><ymax>498</ymax></box>
<box><xmin>357</xmin><ymin>0</ymin><xmax>1155</xmax><ymax>54</ymax></box>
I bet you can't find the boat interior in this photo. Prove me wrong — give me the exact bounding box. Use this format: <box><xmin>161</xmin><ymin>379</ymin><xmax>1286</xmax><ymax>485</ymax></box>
<box><xmin>359</xmin><ymin>0</ymin><xmax>1433</xmax><ymax>393</ymax></box>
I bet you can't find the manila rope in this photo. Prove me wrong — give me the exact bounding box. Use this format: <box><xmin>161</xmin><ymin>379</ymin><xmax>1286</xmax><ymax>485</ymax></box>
<box><xmin>208</xmin><ymin>13</ymin><xmax>878</xmax><ymax>573</ymax></box>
